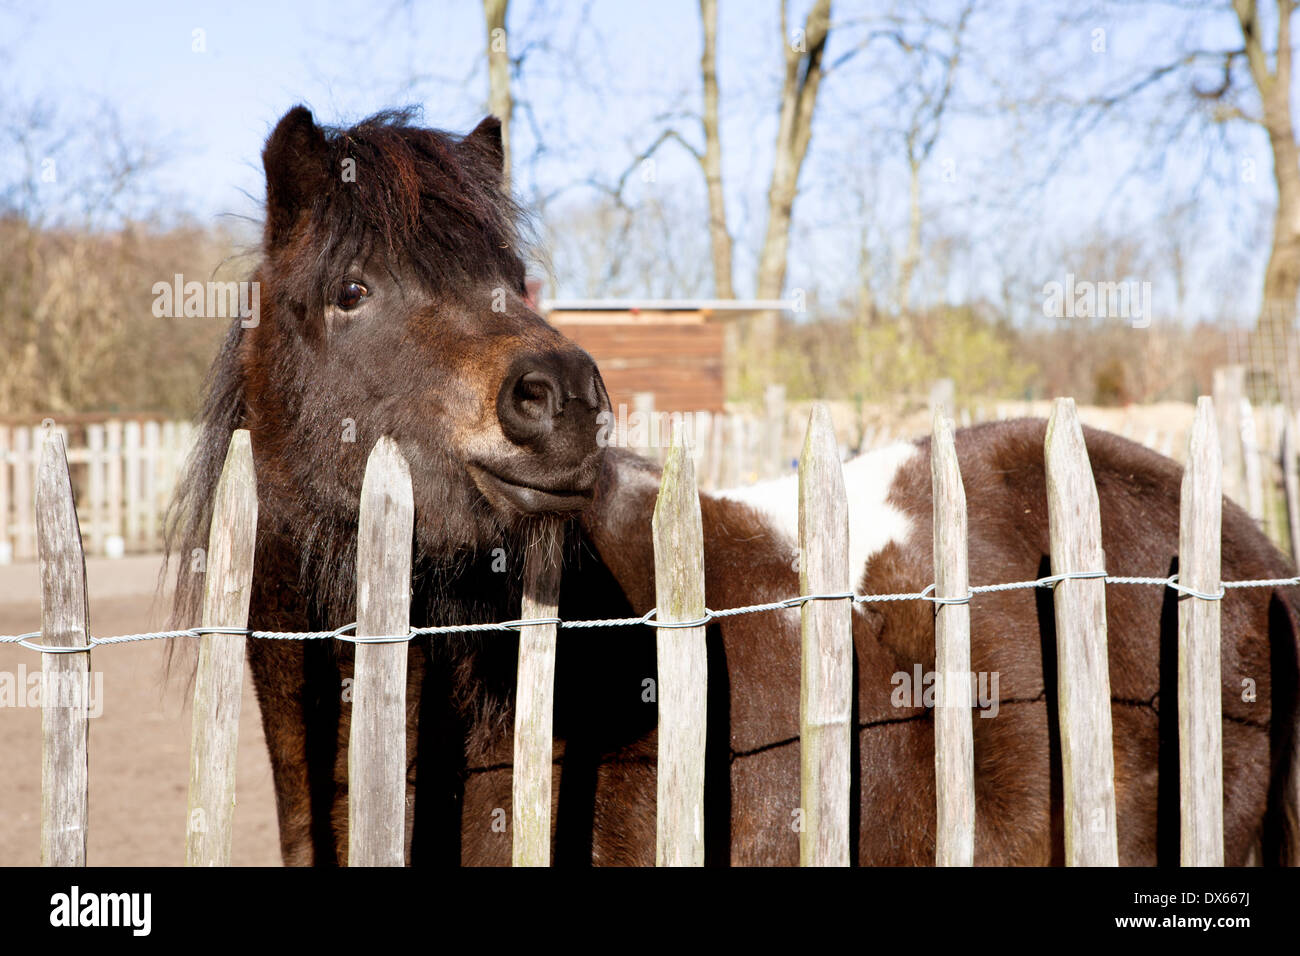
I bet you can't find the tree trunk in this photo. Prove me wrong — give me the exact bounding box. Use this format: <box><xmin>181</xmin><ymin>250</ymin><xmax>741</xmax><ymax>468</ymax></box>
<box><xmin>700</xmin><ymin>0</ymin><xmax>734</xmax><ymax>300</ymax></box>
<box><xmin>854</xmin><ymin>226</ymin><xmax>877</xmax><ymax>330</ymax></box>
<box><xmin>896</xmin><ymin>151</ymin><xmax>923</xmax><ymax>320</ymax></box>
<box><xmin>484</xmin><ymin>0</ymin><xmax>513</xmax><ymax>192</ymax></box>
<box><xmin>749</xmin><ymin>0</ymin><xmax>831</xmax><ymax>388</ymax></box>
<box><xmin>1236</xmin><ymin>0</ymin><xmax>1300</xmax><ymax>403</ymax></box>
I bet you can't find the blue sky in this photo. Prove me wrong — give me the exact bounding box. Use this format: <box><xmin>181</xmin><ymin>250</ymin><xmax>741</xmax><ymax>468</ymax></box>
<box><xmin>4</xmin><ymin>0</ymin><xmax>497</xmax><ymax>217</ymax></box>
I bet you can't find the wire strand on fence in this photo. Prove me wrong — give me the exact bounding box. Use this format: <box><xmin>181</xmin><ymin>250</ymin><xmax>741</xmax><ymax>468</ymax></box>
<box><xmin>2</xmin><ymin>571</ymin><xmax>1297</xmax><ymax>654</ymax></box>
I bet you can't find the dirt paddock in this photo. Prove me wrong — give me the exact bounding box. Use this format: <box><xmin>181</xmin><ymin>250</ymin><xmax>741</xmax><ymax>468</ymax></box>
<box><xmin>0</xmin><ymin>555</ymin><xmax>279</xmax><ymax>866</ymax></box>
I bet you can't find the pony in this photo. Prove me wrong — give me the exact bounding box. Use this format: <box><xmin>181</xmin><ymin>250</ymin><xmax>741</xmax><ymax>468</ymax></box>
<box><xmin>170</xmin><ymin>105</ymin><xmax>1300</xmax><ymax>865</ymax></box>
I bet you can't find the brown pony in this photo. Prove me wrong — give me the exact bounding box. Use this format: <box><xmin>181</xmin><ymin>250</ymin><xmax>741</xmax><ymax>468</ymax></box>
<box><xmin>170</xmin><ymin>105</ymin><xmax>1300</xmax><ymax>865</ymax></box>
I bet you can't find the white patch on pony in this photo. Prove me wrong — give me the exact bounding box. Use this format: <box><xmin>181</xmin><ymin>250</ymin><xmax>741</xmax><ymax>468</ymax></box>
<box><xmin>711</xmin><ymin>440</ymin><xmax>920</xmax><ymax>586</ymax></box>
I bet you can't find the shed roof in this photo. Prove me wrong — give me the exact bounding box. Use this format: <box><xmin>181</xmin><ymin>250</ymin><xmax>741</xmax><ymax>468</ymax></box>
<box><xmin>541</xmin><ymin>298</ymin><xmax>793</xmax><ymax>313</ymax></box>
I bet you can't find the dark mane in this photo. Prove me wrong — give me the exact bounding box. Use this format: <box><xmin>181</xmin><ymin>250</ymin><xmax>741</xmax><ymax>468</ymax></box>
<box><xmin>164</xmin><ymin>320</ymin><xmax>246</xmax><ymax>639</ymax></box>
<box><xmin>274</xmin><ymin>107</ymin><xmax>529</xmax><ymax>313</ymax></box>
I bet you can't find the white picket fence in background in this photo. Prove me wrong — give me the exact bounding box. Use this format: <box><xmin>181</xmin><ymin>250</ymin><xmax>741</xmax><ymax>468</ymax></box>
<box><xmin>0</xmin><ymin>419</ymin><xmax>195</xmax><ymax>563</ymax></box>
<box><xmin>2</xmin><ymin>365</ymin><xmax>1297</xmax><ymax>565</ymax></box>
<box><xmin>628</xmin><ymin>381</ymin><xmax>1300</xmax><ymax>563</ymax></box>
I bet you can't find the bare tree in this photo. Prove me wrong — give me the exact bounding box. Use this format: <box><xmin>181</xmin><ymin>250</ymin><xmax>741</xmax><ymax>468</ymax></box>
<box><xmin>483</xmin><ymin>0</ymin><xmax>514</xmax><ymax>190</ymax></box>
<box><xmin>700</xmin><ymin>0</ymin><xmax>735</xmax><ymax>299</ymax></box>
<box><xmin>598</xmin><ymin>0</ymin><xmax>831</xmax><ymax>390</ymax></box>
<box><xmin>589</xmin><ymin>0</ymin><xmax>739</xmax><ymax>299</ymax></box>
<box><xmin>1230</xmin><ymin>0</ymin><xmax>1298</xmax><ymax>338</ymax></box>
<box><xmin>1040</xmin><ymin>2</ymin><xmax>1299</xmax><ymax>376</ymax></box>
<box><xmin>744</xmin><ymin>0</ymin><xmax>833</xmax><ymax>386</ymax></box>
<box><xmin>754</xmin><ymin>0</ymin><xmax>832</xmax><ymax>305</ymax></box>
<box><xmin>543</xmin><ymin>191</ymin><xmax>714</xmax><ymax>299</ymax></box>
<box><xmin>891</xmin><ymin>3</ymin><xmax>974</xmax><ymax>315</ymax></box>
<box><xmin>0</xmin><ymin>95</ymin><xmax>234</xmax><ymax>415</ymax></box>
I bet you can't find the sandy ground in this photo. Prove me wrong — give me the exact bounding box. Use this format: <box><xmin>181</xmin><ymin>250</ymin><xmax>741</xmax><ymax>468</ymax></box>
<box><xmin>0</xmin><ymin>555</ymin><xmax>280</xmax><ymax>866</ymax></box>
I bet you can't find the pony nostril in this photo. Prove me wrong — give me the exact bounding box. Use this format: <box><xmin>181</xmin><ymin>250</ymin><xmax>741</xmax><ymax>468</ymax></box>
<box><xmin>514</xmin><ymin>371</ymin><xmax>561</xmax><ymax>420</ymax></box>
<box><xmin>498</xmin><ymin>367</ymin><xmax>563</xmax><ymax>445</ymax></box>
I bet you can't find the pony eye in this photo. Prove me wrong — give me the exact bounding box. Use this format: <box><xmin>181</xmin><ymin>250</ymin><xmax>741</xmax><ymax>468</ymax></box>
<box><xmin>336</xmin><ymin>280</ymin><xmax>368</xmax><ymax>311</ymax></box>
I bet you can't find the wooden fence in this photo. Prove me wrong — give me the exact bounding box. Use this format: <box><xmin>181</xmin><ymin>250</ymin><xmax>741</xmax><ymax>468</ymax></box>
<box><xmin>0</xmin><ymin>417</ymin><xmax>195</xmax><ymax>563</ymax></box>
<box><xmin>17</xmin><ymin>396</ymin><xmax>1260</xmax><ymax>866</ymax></box>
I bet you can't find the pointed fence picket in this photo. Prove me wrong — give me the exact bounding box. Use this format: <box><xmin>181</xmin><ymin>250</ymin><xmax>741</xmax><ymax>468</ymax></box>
<box><xmin>348</xmin><ymin>437</ymin><xmax>414</xmax><ymax>867</ymax></box>
<box><xmin>797</xmin><ymin>405</ymin><xmax>852</xmax><ymax>866</ymax></box>
<box><xmin>511</xmin><ymin>521</ymin><xmax>563</xmax><ymax>867</ymax></box>
<box><xmin>1044</xmin><ymin>398</ymin><xmax>1119</xmax><ymax>866</ymax></box>
<box><xmin>651</xmin><ymin>432</ymin><xmax>709</xmax><ymax>866</ymax></box>
<box><xmin>931</xmin><ymin>413</ymin><xmax>974</xmax><ymax>866</ymax></box>
<box><xmin>1178</xmin><ymin>399</ymin><xmax>1224</xmax><ymax>866</ymax></box>
<box><xmin>185</xmin><ymin>430</ymin><xmax>257</xmax><ymax>867</ymax></box>
<box><xmin>36</xmin><ymin>432</ymin><xmax>91</xmax><ymax>867</ymax></box>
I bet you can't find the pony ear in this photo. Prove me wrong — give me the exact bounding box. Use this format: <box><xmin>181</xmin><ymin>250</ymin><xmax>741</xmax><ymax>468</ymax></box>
<box><xmin>262</xmin><ymin>105</ymin><xmax>330</xmax><ymax>246</ymax></box>
<box><xmin>460</xmin><ymin>116</ymin><xmax>505</xmax><ymax>180</ymax></box>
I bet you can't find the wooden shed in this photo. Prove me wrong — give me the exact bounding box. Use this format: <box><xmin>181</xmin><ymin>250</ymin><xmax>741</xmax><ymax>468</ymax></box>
<box><xmin>542</xmin><ymin>299</ymin><xmax>786</xmax><ymax>413</ymax></box>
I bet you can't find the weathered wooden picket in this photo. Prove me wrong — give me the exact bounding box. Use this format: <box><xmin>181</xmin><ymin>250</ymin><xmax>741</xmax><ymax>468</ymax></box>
<box><xmin>23</xmin><ymin>396</ymin><xmax>1249</xmax><ymax>866</ymax></box>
